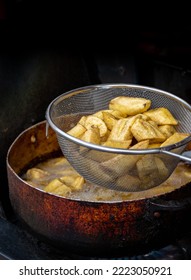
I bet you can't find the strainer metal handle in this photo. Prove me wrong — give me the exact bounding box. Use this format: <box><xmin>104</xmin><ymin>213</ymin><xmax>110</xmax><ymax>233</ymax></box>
<box><xmin>162</xmin><ymin>150</ymin><xmax>191</xmax><ymax>164</ymax></box>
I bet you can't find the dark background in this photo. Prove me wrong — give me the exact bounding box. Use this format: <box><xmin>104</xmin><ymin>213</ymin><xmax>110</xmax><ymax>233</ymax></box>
<box><xmin>1</xmin><ymin>1</ymin><xmax>191</xmax><ymax>217</ymax></box>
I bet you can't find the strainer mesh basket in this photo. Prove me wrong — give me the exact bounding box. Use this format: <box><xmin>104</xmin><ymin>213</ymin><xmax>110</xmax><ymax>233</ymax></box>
<box><xmin>46</xmin><ymin>84</ymin><xmax>191</xmax><ymax>192</ymax></box>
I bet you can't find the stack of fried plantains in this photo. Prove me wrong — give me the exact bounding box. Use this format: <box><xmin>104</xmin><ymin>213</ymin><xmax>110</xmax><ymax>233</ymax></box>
<box><xmin>66</xmin><ymin>96</ymin><xmax>190</xmax><ymax>191</ymax></box>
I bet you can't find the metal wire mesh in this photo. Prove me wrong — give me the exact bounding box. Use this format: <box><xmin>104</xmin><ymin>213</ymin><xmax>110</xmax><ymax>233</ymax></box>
<box><xmin>46</xmin><ymin>84</ymin><xmax>191</xmax><ymax>192</ymax></box>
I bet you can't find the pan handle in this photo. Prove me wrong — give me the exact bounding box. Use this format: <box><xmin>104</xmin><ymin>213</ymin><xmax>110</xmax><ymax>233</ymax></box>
<box><xmin>149</xmin><ymin>196</ymin><xmax>191</xmax><ymax>212</ymax></box>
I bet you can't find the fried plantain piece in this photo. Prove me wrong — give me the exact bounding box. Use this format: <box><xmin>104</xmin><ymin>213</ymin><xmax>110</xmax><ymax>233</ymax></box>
<box><xmin>148</xmin><ymin>143</ymin><xmax>161</xmax><ymax>149</ymax></box>
<box><xmin>143</xmin><ymin>107</ymin><xmax>178</xmax><ymax>125</ymax></box>
<box><xmin>108</xmin><ymin>115</ymin><xmax>140</xmax><ymax>141</ymax></box>
<box><xmin>115</xmin><ymin>173</ymin><xmax>141</xmax><ymax>191</ymax></box>
<box><xmin>100</xmin><ymin>129</ymin><xmax>111</xmax><ymax>143</ymax></box>
<box><xmin>67</xmin><ymin>123</ymin><xmax>86</xmax><ymax>138</ymax></box>
<box><xmin>131</xmin><ymin>118</ymin><xmax>166</xmax><ymax>143</ymax></box>
<box><xmin>81</xmin><ymin>126</ymin><xmax>101</xmax><ymax>144</ymax></box>
<box><xmin>160</xmin><ymin>132</ymin><xmax>190</xmax><ymax>147</ymax></box>
<box><xmin>136</xmin><ymin>155</ymin><xmax>169</xmax><ymax>189</ymax></box>
<box><xmin>44</xmin><ymin>178</ymin><xmax>71</xmax><ymax>196</ymax></box>
<box><xmin>60</xmin><ymin>175</ymin><xmax>84</xmax><ymax>190</ymax></box>
<box><xmin>26</xmin><ymin>168</ymin><xmax>50</xmax><ymax>180</ymax></box>
<box><xmin>102</xmin><ymin>111</ymin><xmax>118</xmax><ymax>130</ymax></box>
<box><xmin>78</xmin><ymin>116</ymin><xmax>87</xmax><ymax>126</ymax></box>
<box><xmin>158</xmin><ymin>124</ymin><xmax>177</xmax><ymax>139</ymax></box>
<box><xmin>71</xmin><ymin>176</ymin><xmax>84</xmax><ymax>190</ymax></box>
<box><xmin>129</xmin><ymin>139</ymin><xmax>150</xmax><ymax>150</ymax></box>
<box><xmin>93</xmin><ymin>109</ymin><xmax>125</xmax><ymax>119</ymax></box>
<box><xmin>102</xmin><ymin>139</ymin><xmax>132</xmax><ymax>149</ymax></box>
<box><xmin>109</xmin><ymin>96</ymin><xmax>151</xmax><ymax>116</ymax></box>
<box><xmin>109</xmin><ymin>110</ymin><xmax>127</xmax><ymax>118</ymax></box>
<box><xmin>101</xmin><ymin>140</ymin><xmax>149</xmax><ymax>176</ymax></box>
<box><xmin>84</xmin><ymin>115</ymin><xmax>108</xmax><ymax>137</ymax></box>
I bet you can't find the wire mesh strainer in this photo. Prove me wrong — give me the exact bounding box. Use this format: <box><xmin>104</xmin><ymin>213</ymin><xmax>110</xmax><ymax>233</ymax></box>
<box><xmin>46</xmin><ymin>84</ymin><xmax>191</xmax><ymax>192</ymax></box>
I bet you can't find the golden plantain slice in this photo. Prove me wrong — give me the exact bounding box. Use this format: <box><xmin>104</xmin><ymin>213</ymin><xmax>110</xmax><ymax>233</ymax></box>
<box><xmin>109</xmin><ymin>96</ymin><xmax>151</xmax><ymax>116</ymax></box>
<box><xmin>129</xmin><ymin>139</ymin><xmax>150</xmax><ymax>150</ymax></box>
<box><xmin>26</xmin><ymin>168</ymin><xmax>50</xmax><ymax>180</ymax></box>
<box><xmin>84</xmin><ymin>115</ymin><xmax>108</xmax><ymax>137</ymax></box>
<box><xmin>71</xmin><ymin>176</ymin><xmax>84</xmax><ymax>190</ymax></box>
<box><xmin>108</xmin><ymin>114</ymin><xmax>149</xmax><ymax>142</ymax></box>
<box><xmin>102</xmin><ymin>111</ymin><xmax>118</xmax><ymax>130</ymax></box>
<box><xmin>108</xmin><ymin>118</ymin><xmax>133</xmax><ymax>141</ymax></box>
<box><xmin>160</xmin><ymin>132</ymin><xmax>190</xmax><ymax>147</ymax></box>
<box><xmin>108</xmin><ymin>115</ymin><xmax>142</xmax><ymax>141</ymax></box>
<box><xmin>78</xmin><ymin>116</ymin><xmax>87</xmax><ymax>126</ymax></box>
<box><xmin>100</xmin><ymin>129</ymin><xmax>111</xmax><ymax>143</ymax></box>
<box><xmin>44</xmin><ymin>178</ymin><xmax>71</xmax><ymax>195</ymax></box>
<box><xmin>148</xmin><ymin>143</ymin><xmax>161</xmax><ymax>149</ymax></box>
<box><xmin>50</xmin><ymin>184</ymin><xmax>71</xmax><ymax>196</ymax></box>
<box><xmin>102</xmin><ymin>139</ymin><xmax>132</xmax><ymax>149</ymax></box>
<box><xmin>158</xmin><ymin>124</ymin><xmax>177</xmax><ymax>139</ymax></box>
<box><xmin>60</xmin><ymin>175</ymin><xmax>84</xmax><ymax>190</ymax></box>
<box><xmin>59</xmin><ymin>175</ymin><xmax>78</xmax><ymax>186</ymax></box>
<box><xmin>67</xmin><ymin>123</ymin><xmax>86</xmax><ymax>138</ymax></box>
<box><xmin>81</xmin><ymin>126</ymin><xmax>101</xmax><ymax>144</ymax></box>
<box><xmin>44</xmin><ymin>178</ymin><xmax>63</xmax><ymax>192</ymax></box>
<box><xmin>143</xmin><ymin>107</ymin><xmax>178</xmax><ymax>125</ymax></box>
<box><xmin>93</xmin><ymin>110</ymin><xmax>108</xmax><ymax>119</ymax></box>
<box><xmin>110</xmin><ymin>110</ymin><xmax>127</xmax><ymax>118</ymax></box>
<box><xmin>93</xmin><ymin>109</ymin><xmax>125</xmax><ymax>119</ymax></box>
<box><xmin>131</xmin><ymin>118</ymin><xmax>166</xmax><ymax>143</ymax></box>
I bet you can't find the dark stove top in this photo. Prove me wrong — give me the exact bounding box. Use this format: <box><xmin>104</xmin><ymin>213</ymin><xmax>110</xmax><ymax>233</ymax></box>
<box><xmin>1</xmin><ymin>216</ymin><xmax>191</xmax><ymax>260</ymax></box>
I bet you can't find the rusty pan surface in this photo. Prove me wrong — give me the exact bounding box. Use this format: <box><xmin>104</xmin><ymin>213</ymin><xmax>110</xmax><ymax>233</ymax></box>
<box><xmin>6</xmin><ymin>121</ymin><xmax>191</xmax><ymax>256</ymax></box>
